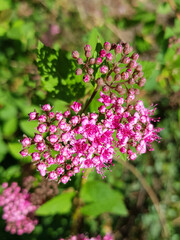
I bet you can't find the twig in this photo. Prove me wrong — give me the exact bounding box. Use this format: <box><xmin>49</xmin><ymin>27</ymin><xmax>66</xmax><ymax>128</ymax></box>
<box><xmin>115</xmin><ymin>157</ymin><xmax>169</xmax><ymax>239</ymax></box>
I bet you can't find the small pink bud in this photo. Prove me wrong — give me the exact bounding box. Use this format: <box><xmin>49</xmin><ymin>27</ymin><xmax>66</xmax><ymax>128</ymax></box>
<box><xmin>64</xmin><ymin>110</ymin><xmax>71</xmax><ymax>118</ymax></box>
<box><xmin>48</xmin><ymin>111</ymin><xmax>55</xmax><ymax>119</ymax></box>
<box><xmin>76</xmin><ymin>68</ymin><xmax>82</xmax><ymax>75</ymax></box>
<box><xmin>73</xmin><ymin>166</ymin><xmax>80</xmax><ymax>173</ymax></box>
<box><xmin>56</xmin><ymin>167</ymin><xmax>64</xmax><ymax>175</ymax></box>
<box><xmin>84</xmin><ymin>44</ymin><xmax>92</xmax><ymax>51</ymax></box>
<box><xmin>60</xmin><ymin>175</ymin><xmax>70</xmax><ymax>184</ymax></box>
<box><xmin>97</xmin><ymin>77</ymin><xmax>105</xmax><ymax>86</ymax></box>
<box><xmin>38</xmin><ymin>114</ymin><xmax>46</xmax><ymax>122</ymax></box>
<box><xmin>56</xmin><ymin>155</ymin><xmax>65</xmax><ymax>164</ymax></box>
<box><xmin>95</xmin><ymin>57</ymin><xmax>102</xmax><ymax>65</ymax></box>
<box><xmin>55</xmin><ymin>112</ymin><xmax>63</xmax><ymax>121</ymax></box>
<box><xmin>29</xmin><ymin>111</ymin><xmax>38</xmax><ymax>120</ymax></box>
<box><xmin>71</xmin><ymin>101</ymin><xmax>81</xmax><ymax>113</ymax></box>
<box><xmin>41</xmin><ymin>104</ymin><xmax>52</xmax><ymax>111</ymax></box>
<box><xmin>106</xmin><ymin>53</ymin><xmax>113</xmax><ymax>61</ymax></box>
<box><xmin>32</xmin><ymin>152</ymin><xmax>40</xmax><ymax>161</ymax></box>
<box><xmin>89</xmin><ymin>58</ymin><xmax>95</xmax><ymax>65</ymax></box>
<box><xmin>37</xmin><ymin>124</ymin><xmax>47</xmax><ymax>133</ymax></box>
<box><xmin>66</xmin><ymin>164</ymin><xmax>71</xmax><ymax>170</ymax></box>
<box><xmin>67</xmin><ymin>170</ymin><xmax>73</xmax><ymax>177</ymax></box>
<box><xmin>83</xmin><ymin>74</ymin><xmax>91</xmax><ymax>83</ymax></box>
<box><xmin>37</xmin><ymin>162</ymin><xmax>47</xmax><ymax>175</ymax></box>
<box><xmin>77</xmin><ymin>58</ymin><xmax>83</xmax><ymax>65</ymax></box>
<box><xmin>121</xmin><ymin>72</ymin><xmax>129</xmax><ymax>80</ymax></box>
<box><xmin>132</xmin><ymin>53</ymin><xmax>139</xmax><ymax>60</ymax></box>
<box><xmin>33</xmin><ymin>134</ymin><xmax>43</xmax><ymax>143</ymax></box>
<box><xmin>21</xmin><ymin>137</ymin><xmax>31</xmax><ymax>148</ymax></box>
<box><xmin>100</xmin><ymin>49</ymin><xmax>106</xmax><ymax>58</ymax></box>
<box><xmin>47</xmin><ymin>157</ymin><xmax>56</xmax><ymax>165</ymax></box>
<box><xmin>100</xmin><ymin>65</ymin><xmax>108</xmax><ymax>74</ymax></box>
<box><xmin>102</xmin><ymin>85</ymin><xmax>109</xmax><ymax>92</ymax></box>
<box><xmin>43</xmin><ymin>151</ymin><xmax>50</xmax><ymax>159</ymax></box>
<box><xmin>53</xmin><ymin>143</ymin><xmax>61</xmax><ymax>151</ymax></box>
<box><xmin>129</xmin><ymin>60</ymin><xmax>137</xmax><ymax>69</ymax></box>
<box><xmin>114</xmin><ymin>67</ymin><xmax>120</xmax><ymax>74</ymax></box>
<box><xmin>20</xmin><ymin>149</ymin><xmax>29</xmax><ymax>157</ymax></box>
<box><xmin>87</xmin><ymin>68</ymin><xmax>94</xmax><ymax>75</ymax></box>
<box><xmin>85</xmin><ymin>50</ymin><xmax>91</xmax><ymax>58</ymax></box>
<box><xmin>122</xmin><ymin>57</ymin><xmax>130</xmax><ymax>64</ymax></box>
<box><xmin>114</xmin><ymin>74</ymin><xmax>121</xmax><ymax>81</ymax></box>
<box><xmin>115</xmin><ymin>44</ymin><xmax>122</xmax><ymax>54</ymax></box>
<box><xmin>49</xmin><ymin>125</ymin><xmax>57</xmax><ymax>133</ymax></box>
<box><xmin>104</xmin><ymin>41</ymin><xmax>111</xmax><ymax>51</ymax></box>
<box><xmin>36</xmin><ymin>142</ymin><xmax>46</xmax><ymax>152</ymax></box>
<box><xmin>48</xmin><ymin>171</ymin><xmax>57</xmax><ymax>180</ymax></box>
<box><xmin>48</xmin><ymin>134</ymin><xmax>58</xmax><ymax>144</ymax></box>
<box><xmin>72</xmin><ymin>50</ymin><xmax>79</xmax><ymax>59</ymax></box>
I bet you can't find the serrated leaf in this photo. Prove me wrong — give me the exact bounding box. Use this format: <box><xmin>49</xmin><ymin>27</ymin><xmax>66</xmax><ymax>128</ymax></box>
<box><xmin>36</xmin><ymin>191</ymin><xmax>76</xmax><ymax>216</ymax></box>
<box><xmin>20</xmin><ymin>120</ymin><xmax>38</xmax><ymax>137</ymax></box>
<box><xmin>80</xmin><ymin>181</ymin><xmax>128</xmax><ymax>217</ymax></box>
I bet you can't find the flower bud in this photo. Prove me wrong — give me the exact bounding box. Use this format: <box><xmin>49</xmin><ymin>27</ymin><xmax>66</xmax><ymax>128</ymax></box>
<box><xmin>29</xmin><ymin>111</ymin><xmax>38</xmax><ymax>120</ymax></box>
<box><xmin>102</xmin><ymin>85</ymin><xmax>109</xmax><ymax>92</ymax></box>
<box><xmin>85</xmin><ymin>50</ymin><xmax>91</xmax><ymax>58</ymax></box>
<box><xmin>95</xmin><ymin>57</ymin><xmax>102</xmax><ymax>65</ymax></box>
<box><xmin>84</xmin><ymin>44</ymin><xmax>92</xmax><ymax>51</ymax></box>
<box><xmin>115</xmin><ymin>44</ymin><xmax>122</xmax><ymax>54</ymax></box>
<box><xmin>83</xmin><ymin>74</ymin><xmax>91</xmax><ymax>83</ymax></box>
<box><xmin>106</xmin><ymin>75</ymin><xmax>113</xmax><ymax>82</ymax></box>
<box><xmin>89</xmin><ymin>58</ymin><xmax>95</xmax><ymax>65</ymax></box>
<box><xmin>97</xmin><ymin>77</ymin><xmax>105</xmax><ymax>86</ymax></box>
<box><xmin>114</xmin><ymin>74</ymin><xmax>121</xmax><ymax>81</ymax></box>
<box><xmin>76</xmin><ymin>68</ymin><xmax>82</xmax><ymax>75</ymax></box>
<box><xmin>114</xmin><ymin>67</ymin><xmax>120</xmax><ymax>74</ymax></box>
<box><xmin>138</xmin><ymin>77</ymin><xmax>146</xmax><ymax>87</ymax></box>
<box><xmin>106</xmin><ymin>53</ymin><xmax>113</xmax><ymax>61</ymax></box>
<box><xmin>72</xmin><ymin>50</ymin><xmax>79</xmax><ymax>59</ymax></box>
<box><xmin>77</xmin><ymin>58</ymin><xmax>83</xmax><ymax>65</ymax></box>
<box><xmin>100</xmin><ymin>65</ymin><xmax>108</xmax><ymax>74</ymax></box>
<box><xmin>41</xmin><ymin>104</ymin><xmax>52</xmax><ymax>111</ymax></box>
<box><xmin>122</xmin><ymin>57</ymin><xmax>130</xmax><ymax>64</ymax></box>
<box><xmin>121</xmin><ymin>72</ymin><xmax>129</xmax><ymax>80</ymax></box>
<box><xmin>136</xmin><ymin>64</ymin><xmax>142</xmax><ymax>72</ymax></box>
<box><xmin>129</xmin><ymin>60</ymin><xmax>137</xmax><ymax>69</ymax></box>
<box><xmin>132</xmin><ymin>53</ymin><xmax>139</xmax><ymax>60</ymax></box>
<box><xmin>87</xmin><ymin>68</ymin><xmax>94</xmax><ymax>75</ymax></box>
<box><xmin>104</xmin><ymin>41</ymin><xmax>111</xmax><ymax>51</ymax></box>
<box><xmin>100</xmin><ymin>49</ymin><xmax>106</xmax><ymax>58</ymax></box>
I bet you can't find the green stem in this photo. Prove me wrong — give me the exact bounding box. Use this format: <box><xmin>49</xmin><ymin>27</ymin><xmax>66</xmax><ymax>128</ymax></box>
<box><xmin>81</xmin><ymin>86</ymin><xmax>99</xmax><ymax>114</ymax></box>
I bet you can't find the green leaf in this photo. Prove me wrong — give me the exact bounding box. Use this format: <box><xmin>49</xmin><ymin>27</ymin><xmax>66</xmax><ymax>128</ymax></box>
<box><xmin>36</xmin><ymin>190</ymin><xmax>76</xmax><ymax>216</ymax></box>
<box><xmin>20</xmin><ymin>120</ymin><xmax>38</xmax><ymax>137</ymax></box>
<box><xmin>87</xmin><ymin>28</ymin><xmax>104</xmax><ymax>56</ymax></box>
<box><xmin>8</xmin><ymin>142</ymin><xmax>31</xmax><ymax>162</ymax></box>
<box><xmin>3</xmin><ymin>117</ymin><xmax>18</xmax><ymax>137</ymax></box>
<box><xmin>80</xmin><ymin>181</ymin><xmax>128</xmax><ymax>217</ymax></box>
<box><xmin>0</xmin><ymin>131</ymin><xmax>8</xmax><ymax>162</ymax></box>
<box><xmin>36</xmin><ymin>41</ymin><xmax>86</xmax><ymax>101</ymax></box>
<box><xmin>164</xmin><ymin>27</ymin><xmax>175</xmax><ymax>39</ymax></box>
<box><xmin>0</xmin><ymin>0</ymin><xmax>11</xmax><ymax>11</ymax></box>
<box><xmin>157</xmin><ymin>3</ymin><xmax>171</xmax><ymax>14</ymax></box>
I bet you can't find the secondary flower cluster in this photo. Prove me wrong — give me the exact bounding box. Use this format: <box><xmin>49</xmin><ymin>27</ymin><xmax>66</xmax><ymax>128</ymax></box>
<box><xmin>59</xmin><ymin>233</ymin><xmax>113</xmax><ymax>240</ymax></box>
<box><xmin>20</xmin><ymin>41</ymin><xmax>162</xmax><ymax>184</ymax></box>
<box><xmin>0</xmin><ymin>182</ymin><xmax>38</xmax><ymax>235</ymax></box>
<box><xmin>72</xmin><ymin>41</ymin><xmax>145</xmax><ymax>98</ymax></box>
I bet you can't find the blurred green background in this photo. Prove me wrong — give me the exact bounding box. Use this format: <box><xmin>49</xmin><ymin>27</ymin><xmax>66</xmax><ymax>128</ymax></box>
<box><xmin>0</xmin><ymin>0</ymin><xmax>180</xmax><ymax>239</ymax></box>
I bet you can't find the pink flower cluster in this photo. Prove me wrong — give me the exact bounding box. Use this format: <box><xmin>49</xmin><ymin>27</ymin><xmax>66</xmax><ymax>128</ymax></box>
<box><xmin>20</xmin><ymin>93</ymin><xmax>161</xmax><ymax>183</ymax></box>
<box><xmin>0</xmin><ymin>182</ymin><xmax>38</xmax><ymax>235</ymax></box>
<box><xmin>59</xmin><ymin>233</ymin><xmax>113</xmax><ymax>240</ymax></box>
<box><xmin>20</xmin><ymin>41</ymin><xmax>162</xmax><ymax>183</ymax></box>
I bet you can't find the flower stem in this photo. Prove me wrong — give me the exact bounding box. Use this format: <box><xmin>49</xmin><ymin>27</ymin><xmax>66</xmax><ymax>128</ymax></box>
<box><xmin>81</xmin><ymin>86</ymin><xmax>99</xmax><ymax>113</ymax></box>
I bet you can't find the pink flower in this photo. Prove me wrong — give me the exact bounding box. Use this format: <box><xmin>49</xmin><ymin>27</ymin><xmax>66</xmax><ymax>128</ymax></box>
<box><xmin>71</xmin><ymin>101</ymin><xmax>82</xmax><ymax>113</ymax></box>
